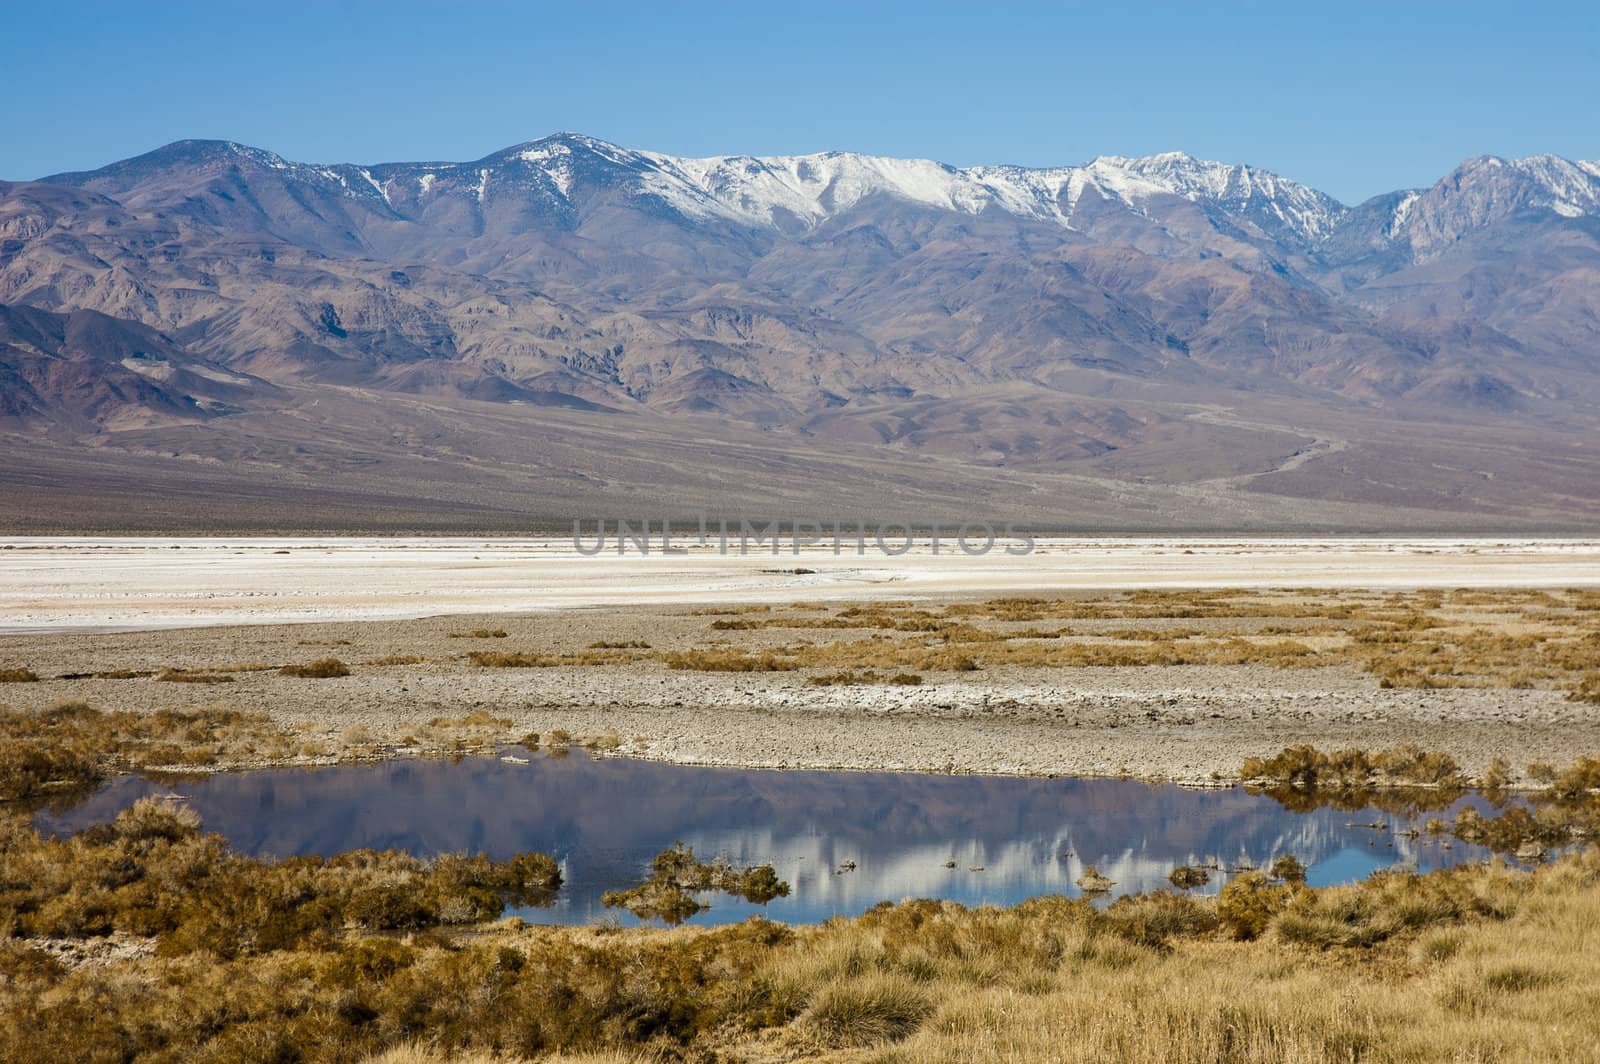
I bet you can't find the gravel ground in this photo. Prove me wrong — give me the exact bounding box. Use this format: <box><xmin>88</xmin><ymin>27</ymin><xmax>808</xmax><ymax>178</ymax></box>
<box><xmin>3</xmin><ymin>602</ymin><xmax>1594</xmax><ymax>784</ymax></box>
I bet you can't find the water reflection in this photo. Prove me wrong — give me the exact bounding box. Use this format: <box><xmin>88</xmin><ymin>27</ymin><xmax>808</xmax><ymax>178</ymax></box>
<box><xmin>35</xmin><ymin>752</ymin><xmax>1504</xmax><ymax>926</ymax></box>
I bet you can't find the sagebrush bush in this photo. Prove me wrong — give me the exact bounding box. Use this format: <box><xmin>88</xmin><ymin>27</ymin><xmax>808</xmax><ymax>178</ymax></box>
<box><xmin>1217</xmin><ymin>872</ymin><xmax>1295</xmax><ymax>940</ymax></box>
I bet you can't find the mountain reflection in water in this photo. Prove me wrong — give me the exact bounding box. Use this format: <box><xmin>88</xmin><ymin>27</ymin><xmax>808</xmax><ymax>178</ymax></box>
<box><xmin>35</xmin><ymin>752</ymin><xmax>1503</xmax><ymax>926</ymax></box>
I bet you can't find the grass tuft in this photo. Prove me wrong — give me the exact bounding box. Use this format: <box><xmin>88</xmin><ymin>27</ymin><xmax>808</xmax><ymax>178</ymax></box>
<box><xmin>800</xmin><ymin>973</ymin><xmax>933</xmax><ymax>1047</ymax></box>
<box><xmin>279</xmin><ymin>657</ymin><xmax>351</xmax><ymax>679</ymax></box>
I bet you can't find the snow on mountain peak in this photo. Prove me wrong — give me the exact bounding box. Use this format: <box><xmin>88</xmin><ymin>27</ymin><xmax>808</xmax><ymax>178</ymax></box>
<box><xmin>80</xmin><ymin>135</ymin><xmax>1600</xmax><ymax>250</ymax></box>
<box><xmin>1442</xmin><ymin>153</ymin><xmax>1600</xmax><ymax>220</ymax></box>
<box><xmin>504</xmin><ymin>139</ymin><xmax>1346</xmax><ymax>242</ymax></box>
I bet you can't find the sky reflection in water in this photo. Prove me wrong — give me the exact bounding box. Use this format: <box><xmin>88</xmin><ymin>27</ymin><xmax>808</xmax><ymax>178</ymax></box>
<box><xmin>35</xmin><ymin>752</ymin><xmax>1506</xmax><ymax>926</ymax></box>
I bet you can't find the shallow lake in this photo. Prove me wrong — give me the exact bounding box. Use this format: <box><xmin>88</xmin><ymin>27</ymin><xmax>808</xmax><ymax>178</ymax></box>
<box><xmin>35</xmin><ymin>752</ymin><xmax>1506</xmax><ymax>926</ymax></box>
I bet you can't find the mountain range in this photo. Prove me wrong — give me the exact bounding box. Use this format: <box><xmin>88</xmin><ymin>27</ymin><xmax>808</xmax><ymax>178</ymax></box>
<box><xmin>2</xmin><ymin>133</ymin><xmax>1599</xmax><ymax>530</ymax></box>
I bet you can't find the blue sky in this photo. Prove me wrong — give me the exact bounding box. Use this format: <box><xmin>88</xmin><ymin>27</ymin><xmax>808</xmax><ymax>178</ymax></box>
<box><xmin>5</xmin><ymin>1</ymin><xmax>1597</xmax><ymax>203</ymax></box>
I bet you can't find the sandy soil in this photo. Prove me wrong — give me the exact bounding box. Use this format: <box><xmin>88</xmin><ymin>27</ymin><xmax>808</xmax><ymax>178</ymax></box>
<box><xmin>3</xmin><ymin>536</ymin><xmax>1599</xmax><ymax>633</ymax></box>
<box><xmin>3</xmin><ymin>588</ymin><xmax>1597</xmax><ymax>785</ymax></box>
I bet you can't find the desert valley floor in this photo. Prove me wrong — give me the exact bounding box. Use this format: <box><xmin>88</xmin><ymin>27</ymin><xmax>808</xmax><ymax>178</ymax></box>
<box><xmin>3</xmin><ymin>536</ymin><xmax>1597</xmax><ymax>784</ymax></box>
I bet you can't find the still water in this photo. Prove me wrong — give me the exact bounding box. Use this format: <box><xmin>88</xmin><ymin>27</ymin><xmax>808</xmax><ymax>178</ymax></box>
<box><xmin>35</xmin><ymin>752</ymin><xmax>1503</xmax><ymax>926</ymax></box>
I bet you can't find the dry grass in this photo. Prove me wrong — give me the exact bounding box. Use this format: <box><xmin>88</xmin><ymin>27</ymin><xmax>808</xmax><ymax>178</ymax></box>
<box><xmin>0</xmin><ymin>797</ymin><xmax>560</xmax><ymax>953</ymax></box>
<box><xmin>54</xmin><ymin>589</ymin><xmax>1597</xmax><ymax>698</ymax></box>
<box><xmin>807</xmin><ymin>670</ymin><xmax>923</xmax><ymax>686</ymax></box>
<box><xmin>0</xmin><ymin>703</ymin><xmax>296</xmax><ymax>800</ymax></box>
<box><xmin>0</xmin><ymin>669</ymin><xmax>39</xmax><ymax>684</ymax></box>
<box><xmin>428</xmin><ymin>709</ymin><xmax>512</xmax><ymax>729</ymax></box>
<box><xmin>800</xmin><ymin>973</ymin><xmax>933</xmax><ymax>1047</ymax></box>
<box><xmin>1243</xmin><ymin>745</ymin><xmax>1600</xmax><ymax>858</ymax></box>
<box><xmin>662</xmin><ymin>648</ymin><xmax>799</xmax><ymax>672</ymax></box>
<box><xmin>279</xmin><ymin>657</ymin><xmax>352</xmax><ymax>678</ymax></box>
<box><xmin>469</xmin><ymin>650</ymin><xmax>633</xmax><ymax>668</ymax></box>
<box><xmin>1241</xmin><ymin>743</ymin><xmax>1468</xmax><ymax>790</ymax></box>
<box><xmin>655</xmin><ymin>588</ymin><xmax>1600</xmax><ymax>691</ymax></box>
<box><xmin>1</xmin><ymin>807</ymin><xmax>1598</xmax><ymax>1062</ymax></box>
<box><xmin>154</xmin><ymin>667</ymin><xmax>235</xmax><ymax>684</ymax></box>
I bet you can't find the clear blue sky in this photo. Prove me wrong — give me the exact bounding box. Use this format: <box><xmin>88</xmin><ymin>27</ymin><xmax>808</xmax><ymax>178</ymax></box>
<box><xmin>5</xmin><ymin>1</ymin><xmax>1597</xmax><ymax>204</ymax></box>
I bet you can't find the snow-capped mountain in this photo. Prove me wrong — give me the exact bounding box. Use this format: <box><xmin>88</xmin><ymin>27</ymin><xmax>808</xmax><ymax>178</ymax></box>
<box><xmin>1396</xmin><ymin>153</ymin><xmax>1600</xmax><ymax>257</ymax></box>
<box><xmin>53</xmin><ymin>134</ymin><xmax>1351</xmax><ymax>246</ymax></box>
<box><xmin>46</xmin><ymin>133</ymin><xmax>1600</xmax><ymax>264</ymax></box>
<box><xmin>9</xmin><ymin>132</ymin><xmax>1600</xmax><ymax>529</ymax></box>
<box><xmin>367</xmin><ymin>134</ymin><xmax>1349</xmax><ymax>244</ymax></box>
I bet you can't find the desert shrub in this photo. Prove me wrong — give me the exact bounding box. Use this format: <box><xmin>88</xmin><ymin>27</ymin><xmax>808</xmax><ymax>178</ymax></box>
<box><xmin>1168</xmin><ymin>864</ymin><xmax>1210</xmax><ymax>889</ymax></box>
<box><xmin>114</xmin><ymin>795</ymin><xmax>203</xmax><ymax>841</ymax></box>
<box><xmin>280</xmin><ymin>657</ymin><xmax>351</xmax><ymax>678</ymax></box>
<box><xmin>602</xmin><ymin>844</ymin><xmax>789</xmax><ymax>923</ymax></box>
<box><xmin>1217</xmin><ymin>872</ymin><xmax>1294</xmax><ymax>940</ymax></box>
<box><xmin>0</xmin><ymin>737</ymin><xmax>102</xmax><ymax>800</ymax></box>
<box><xmin>581</xmin><ymin>731</ymin><xmax>622</xmax><ymax>752</ymax></box>
<box><xmin>1241</xmin><ymin>743</ymin><xmax>1467</xmax><ymax>794</ymax></box>
<box><xmin>589</xmin><ymin>640</ymin><xmax>650</xmax><ymax>649</ymax></box>
<box><xmin>1240</xmin><ymin>744</ymin><xmax>1335</xmax><ymax>788</ymax></box>
<box><xmin>0</xmin><ymin>704</ymin><xmax>288</xmax><ymax>799</ymax></box>
<box><xmin>1103</xmin><ymin>891</ymin><xmax>1218</xmax><ymax>947</ymax></box>
<box><xmin>0</xmin><ymin>669</ymin><xmax>39</xmax><ymax>684</ymax></box>
<box><xmin>1527</xmin><ymin>761</ymin><xmax>1559</xmax><ymax>783</ymax></box>
<box><xmin>1373</xmin><ymin>744</ymin><xmax>1466</xmax><ymax>787</ymax></box>
<box><xmin>0</xmin><ymin>804</ymin><xmax>561</xmax><ymax>956</ymax></box>
<box><xmin>1270</xmin><ymin>854</ymin><xmax>1308</xmax><ymax>883</ymax></box>
<box><xmin>1546</xmin><ymin>756</ymin><xmax>1600</xmax><ymax>800</ymax></box>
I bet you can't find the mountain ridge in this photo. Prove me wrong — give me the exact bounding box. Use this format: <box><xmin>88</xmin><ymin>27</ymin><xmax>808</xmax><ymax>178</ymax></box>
<box><xmin>5</xmin><ymin>132</ymin><xmax>1600</xmax><ymax>529</ymax></box>
<box><xmin>41</xmin><ymin>133</ymin><xmax>1600</xmax><ymax>251</ymax></box>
